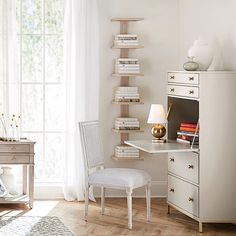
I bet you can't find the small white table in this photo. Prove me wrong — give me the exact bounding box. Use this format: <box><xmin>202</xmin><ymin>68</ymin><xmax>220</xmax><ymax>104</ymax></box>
<box><xmin>124</xmin><ymin>140</ymin><xmax>199</xmax><ymax>154</ymax></box>
<box><xmin>0</xmin><ymin>140</ymin><xmax>35</xmax><ymax>208</ymax></box>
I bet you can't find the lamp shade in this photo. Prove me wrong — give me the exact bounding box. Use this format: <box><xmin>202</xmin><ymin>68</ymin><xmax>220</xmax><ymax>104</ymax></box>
<box><xmin>147</xmin><ymin>104</ymin><xmax>167</xmax><ymax>124</ymax></box>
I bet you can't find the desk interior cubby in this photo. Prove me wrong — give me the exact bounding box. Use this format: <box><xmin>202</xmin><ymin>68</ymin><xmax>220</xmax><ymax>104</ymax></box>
<box><xmin>167</xmin><ymin>97</ymin><xmax>199</xmax><ymax>140</ymax></box>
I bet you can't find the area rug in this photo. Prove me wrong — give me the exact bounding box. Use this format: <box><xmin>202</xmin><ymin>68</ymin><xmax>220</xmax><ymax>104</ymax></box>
<box><xmin>0</xmin><ymin>216</ymin><xmax>75</xmax><ymax>236</ymax></box>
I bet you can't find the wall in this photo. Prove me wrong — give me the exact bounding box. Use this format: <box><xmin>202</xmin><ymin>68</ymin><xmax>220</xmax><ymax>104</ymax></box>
<box><xmin>98</xmin><ymin>0</ymin><xmax>179</xmax><ymax>197</ymax></box>
<box><xmin>179</xmin><ymin>0</ymin><xmax>236</xmax><ymax>70</ymax></box>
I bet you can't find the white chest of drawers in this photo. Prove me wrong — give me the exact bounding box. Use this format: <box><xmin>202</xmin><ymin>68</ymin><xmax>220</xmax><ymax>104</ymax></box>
<box><xmin>167</xmin><ymin>71</ymin><xmax>236</xmax><ymax>232</ymax></box>
<box><xmin>0</xmin><ymin>140</ymin><xmax>35</xmax><ymax>208</ymax></box>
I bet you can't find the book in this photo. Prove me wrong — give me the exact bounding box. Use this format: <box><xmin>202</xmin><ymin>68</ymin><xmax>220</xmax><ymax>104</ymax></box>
<box><xmin>116</xmin><ymin>145</ymin><xmax>139</xmax><ymax>150</ymax></box>
<box><xmin>114</xmin><ymin>99</ymin><xmax>140</xmax><ymax>102</ymax></box>
<box><xmin>116</xmin><ymin>118</ymin><xmax>138</xmax><ymax>121</ymax></box>
<box><xmin>180</xmin><ymin>122</ymin><xmax>198</xmax><ymax>128</ymax></box>
<box><xmin>177</xmin><ymin>130</ymin><xmax>199</xmax><ymax>137</ymax></box>
<box><xmin>180</xmin><ymin>127</ymin><xmax>199</xmax><ymax>132</ymax></box>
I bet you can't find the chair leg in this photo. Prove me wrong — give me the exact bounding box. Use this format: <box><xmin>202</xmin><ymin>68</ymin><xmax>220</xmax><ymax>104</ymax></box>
<box><xmin>84</xmin><ymin>186</ymin><xmax>89</xmax><ymax>221</ymax></box>
<box><xmin>101</xmin><ymin>186</ymin><xmax>105</xmax><ymax>215</ymax></box>
<box><xmin>126</xmin><ymin>188</ymin><xmax>133</xmax><ymax>230</ymax></box>
<box><xmin>146</xmin><ymin>183</ymin><xmax>151</xmax><ymax>221</ymax></box>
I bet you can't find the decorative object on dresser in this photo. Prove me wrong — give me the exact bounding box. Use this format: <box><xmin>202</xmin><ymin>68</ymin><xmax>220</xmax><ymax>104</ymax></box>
<box><xmin>183</xmin><ymin>57</ymin><xmax>199</xmax><ymax>71</ymax></box>
<box><xmin>79</xmin><ymin>121</ymin><xmax>151</xmax><ymax>230</ymax></box>
<box><xmin>147</xmin><ymin>104</ymin><xmax>167</xmax><ymax>143</ymax></box>
<box><xmin>188</xmin><ymin>39</ymin><xmax>213</xmax><ymax>70</ymax></box>
<box><xmin>0</xmin><ymin>139</ymin><xmax>35</xmax><ymax>208</ymax></box>
<box><xmin>111</xmin><ymin>18</ymin><xmax>144</xmax><ymax>160</ymax></box>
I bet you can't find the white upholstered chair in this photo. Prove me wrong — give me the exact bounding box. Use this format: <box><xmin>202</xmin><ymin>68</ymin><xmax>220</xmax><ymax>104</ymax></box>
<box><xmin>79</xmin><ymin>120</ymin><xmax>151</xmax><ymax>229</ymax></box>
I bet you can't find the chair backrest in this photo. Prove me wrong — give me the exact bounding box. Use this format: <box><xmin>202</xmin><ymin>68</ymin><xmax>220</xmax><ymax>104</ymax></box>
<box><xmin>79</xmin><ymin>121</ymin><xmax>105</xmax><ymax>171</ymax></box>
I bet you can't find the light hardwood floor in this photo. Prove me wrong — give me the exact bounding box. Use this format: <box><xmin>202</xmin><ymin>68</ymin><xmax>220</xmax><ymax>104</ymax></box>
<box><xmin>0</xmin><ymin>198</ymin><xmax>235</xmax><ymax>235</ymax></box>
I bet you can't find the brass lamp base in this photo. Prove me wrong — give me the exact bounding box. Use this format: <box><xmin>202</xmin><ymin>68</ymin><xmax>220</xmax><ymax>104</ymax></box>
<box><xmin>151</xmin><ymin>124</ymin><xmax>166</xmax><ymax>143</ymax></box>
<box><xmin>152</xmin><ymin>138</ymin><xmax>166</xmax><ymax>143</ymax></box>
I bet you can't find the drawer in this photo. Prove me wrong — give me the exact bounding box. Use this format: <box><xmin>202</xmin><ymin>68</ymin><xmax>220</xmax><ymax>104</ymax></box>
<box><xmin>168</xmin><ymin>72</ymin><xmax>199</xmax><ymax>85</ymax></box>
<box><xmin>0</xmin><ymin>144</ymin><xmax>30</xmax><ymax>153</ymax></box>
<box><xmin>168</xmin><ymin>152</ymin><xmax>199</xmax><ymax>184</ymax></box>
<box><xmin>168</xmin><ymin>85</ymin><xmax>199</xmax><ymax>99</ymax></box>
<box><xmin>0</xmin><ymin>155</ymin><xmax>30</xmax><ymax>164</ymax></box>
<box><xmin>168</xmin><ymin>175</ymin><xmax>199</xmax><ymax>217</ymax></box>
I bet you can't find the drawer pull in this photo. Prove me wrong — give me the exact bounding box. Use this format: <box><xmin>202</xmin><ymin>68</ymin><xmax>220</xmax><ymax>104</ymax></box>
<box><xmin>188</xmin><ymin>197</ymin><xmax>194</xmax><ymax>202</ymax></box>
<box><xmin>169</xmin><ymin>188</ymin><xmax>175</xmax><ymax>193</ymax></box>
<box><xmin>11</xmin><ymin>146</ymin><xmax>16</xmax><ymax>151</ymax></box>
<box><xmin>170</xmin><ymin>75</ymin><xmax>175</xmax><ymax>80</ymax></box>
<box><xmin>188</xmin><ymin>164</ymin><xmax>194</xmax><ymax>169</ymax></box>
<box><xmin>170</xmin><ymin>88</ymin><xmax>175</xmax><ymax>92</ymax></box>
<box><xmin>189</xmin><ymin>90</ymin><xmax>194</xmax><ymax>94</ymax></box>
<box><xmin>170</xmin><ymin>158</ymin><xmax>175</xmax><ymax>162</ymax></box>
<box><xmin>189</xmin><ymin>77</ymin><xmax>194</xmax><ymax>81</ymax></box>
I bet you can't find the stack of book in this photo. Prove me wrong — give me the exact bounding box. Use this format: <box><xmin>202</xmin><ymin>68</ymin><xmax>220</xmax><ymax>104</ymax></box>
<box><xmin>115</xmin><ymin>58</ymin><xmax>140</xmax><ymax>74</ymax></box>
<box><xmin>115</xmin><ymin>118</ymin><xmax>140</xmax><ymax>130</ymax></box>
<box><xmin>114</xmin><ymin>34</ymin><xmax>139</xmax><ymax>46</ymax></box>
<box><xmin>176</xmin><ymin>122</ymin><xmax>199</xmax><ymax>145</ymax></box>
<box><xmin>114</xmin><ymin>87</ymin><xmax>140</xmax><ymax>102</ymax></box>
<box><xmin>115</xmin><ymin>145</ymin><xmax>139</xmax><ymax>159</ymax></box>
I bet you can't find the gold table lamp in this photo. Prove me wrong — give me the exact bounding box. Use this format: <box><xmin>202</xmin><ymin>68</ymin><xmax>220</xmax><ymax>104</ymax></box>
<box><xmin>147</xmin><ymin>104</ymin><xmax>167</xmax><ymax>143</ymax></box>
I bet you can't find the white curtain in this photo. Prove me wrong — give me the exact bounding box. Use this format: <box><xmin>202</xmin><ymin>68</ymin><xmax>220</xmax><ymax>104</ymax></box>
<box><xmin>63</xmin><ymin>0</ymin><xmax>99</xmax><ymax>201</ymax></box>
<box><xmin>0</xmin><ymin>0</ymin><xmax>19</xmax><ymax>135</ymax></box>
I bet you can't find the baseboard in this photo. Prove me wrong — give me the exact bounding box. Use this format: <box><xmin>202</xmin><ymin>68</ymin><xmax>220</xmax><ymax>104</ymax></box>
<box><xmin>93</xmin><ymin>180</ymin><xmax>167</xmax><ymax>198</ymax></box>
<box><xmin>34</xmin><ymin>180</ymin><xmax>167</xmax><ymax>199</ymax></box>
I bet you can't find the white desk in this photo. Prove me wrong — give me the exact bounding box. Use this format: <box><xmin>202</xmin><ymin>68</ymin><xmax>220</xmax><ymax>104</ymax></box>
<box><xmin>124</xmin><ymin>140</ymin><xmax>199</xmax><ymax>154</ymax></box>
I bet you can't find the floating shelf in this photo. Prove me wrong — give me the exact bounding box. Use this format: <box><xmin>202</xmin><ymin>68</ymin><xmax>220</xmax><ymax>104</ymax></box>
<box><xmin>112</xmin><ymin>128</ymin><xmax>144</xmax><ymax>134</ymax></box>
<box><xmin>112</xmin><ymin>73</ymin><xmax>144</xmax><ymax>77</ymax></box>
<box><xmin>111</xmin><ymin>18</ymin><xmax>144</xmax><ymax>22</ymax></box>
<box><xmin>111</xmin><ymin>155</ymin><xmax>144</xmax><ymax>161</ymax></box>
<box><xmin>112</xmin><ymin>101</ymin><xmax>144</xmax><ymax>105</ymax></box>
<box><xmin>112</xmin><ymin>45</ymin><xmax>144</xmax><ymax>49</ymax></box>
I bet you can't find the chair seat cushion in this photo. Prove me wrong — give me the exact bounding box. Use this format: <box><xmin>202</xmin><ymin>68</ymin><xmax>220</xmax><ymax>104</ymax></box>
<box><xmin>88</xmin><ymin>168</ymin><xmax>151</xmax><ymax>189</ymax></box>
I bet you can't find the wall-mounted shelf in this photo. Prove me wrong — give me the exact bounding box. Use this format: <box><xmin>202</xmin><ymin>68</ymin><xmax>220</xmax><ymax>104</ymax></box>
<box><xmin>112</xmin><ymin>101</ymin><xmax>144</xmax><ymax>105</ymax></box>
<box><xmin>111</xmin><ymin>18</ymin><xmax>144</xmax><ymax>161</ymax></box>
<box><xmin>111</xmin><ymin>156</ymin><xmax>144</xmax><ymax>161</ymax></box>
<box><xmin>112</xmin><ymin>128</ymin><xmax>144</xmax><ymax>134</ymax></box>
<box><xmin>112</xmin><ymin>45</ymin><xmax>144</xmax><ymax>49</ymax></box>
<box><xmin>111</xmin><ymin>18</ymin><xmax>144</xmax><ymax>22</ymax></box>
<box><xmin>112</xmin><ymin>73</ymin><xmax>144</xmax><ymax>77</ymax></box>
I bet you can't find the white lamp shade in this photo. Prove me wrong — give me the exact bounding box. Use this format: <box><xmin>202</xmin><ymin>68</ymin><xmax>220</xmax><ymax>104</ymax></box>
<box><xmin>147</xmin><ymin>104</ymin><xmax>167</xmax><ymax>124</ymax></box>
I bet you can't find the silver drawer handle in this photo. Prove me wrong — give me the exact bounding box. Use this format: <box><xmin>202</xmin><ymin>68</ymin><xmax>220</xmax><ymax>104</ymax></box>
<box><xmin>11</xmin><ymin>146</ymin><xmax>16</xmax><ymax>151</ymax></box>
<box><xmin>11</xmin><ymin>156</ymin><xmax>16</xmax><ymax>160</ymax></box>
<box><xmin>169</xmin><ymin>188</ymin><xmax>175</xmax><ymax>192</ymax></box>
<box><xmin>170</xmin><ymin>88</ymin><xmax>175</xmax><ymax>92</ymax></box>
<box><xmin>170</xmin><ymin>75</ymin><xmax>175</xmax><ymax>80</ymax></box>
<box><xmin>189</xmin><ymin>90</ymin><xmax>194</xmax><ymax>94</ymax></box>
<box><xmin>188</xmin><ymin>164</ymin><xmax>194</xmax><ymax>169</ymax></box>
<box><xmin>189</xmin><ymin>77</ymin><xmax>194</xmax><ymax>81</ymax></box>
<box><xmin>170</xmin><ymin>158</ymin><xmax>174</xmax><ymax>162</ymax></box>
<box><xmin>188</xmin><ymin>197</ymin><xmax>194</xmax><ymax>202</ymax></box>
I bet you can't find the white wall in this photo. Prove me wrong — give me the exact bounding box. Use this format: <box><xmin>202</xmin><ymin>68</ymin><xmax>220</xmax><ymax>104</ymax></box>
<box><xmin>98</xmin><ymin>0</ymin><xmax>179</xmax><ymax>197</ymax></box>
<box><xmin>179</xmin><ymin>0</ymin><xmax>236</xmax><ymax>70</ymax></box>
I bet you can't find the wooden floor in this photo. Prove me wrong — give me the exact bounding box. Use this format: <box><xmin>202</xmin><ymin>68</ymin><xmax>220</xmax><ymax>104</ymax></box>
<box><xmin>0</xmin><ymin>198</ymin><xmax>235</xmax><ymax>235</ymax></box>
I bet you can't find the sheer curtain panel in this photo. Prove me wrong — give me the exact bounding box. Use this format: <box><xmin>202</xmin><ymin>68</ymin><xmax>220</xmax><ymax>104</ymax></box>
<box><xmin>0</xmin><ymin>0</ymin><xmax>19</xmax><ymax>120</ymax></box>
<box><xmin>63</xmin><ymin>0</ymin><xmax>99</xmax><ymax>201</ymax></box>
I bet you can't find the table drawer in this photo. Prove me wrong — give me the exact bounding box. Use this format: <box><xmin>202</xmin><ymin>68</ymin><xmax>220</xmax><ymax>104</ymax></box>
<box><xmin>168</xmin><ymin>85</ymin><xmax>199</xmax><ymax>99</ymax></box>
<box><xmin>168</xmin><ymin>152</ymin><xmax>199</xmax><ymax>184</ymax></box>
<box><xmin>168</xmin><ymin>72</ymin><xmax>199</xmax><ymax>85</ymax></box>
<box><xmin>0</xmin><ymin>144</ymin><xmax>30</xmax><ymax>153</ymax></box>
<box><xmin>168</xmin><ymin>175</ymin><xmax>199</xmax><ymax>217</ymax></box>
<box><xmin>0</xmin><ymin>155</ymin><xmax>30</xmax><ymax>164</ymax></box>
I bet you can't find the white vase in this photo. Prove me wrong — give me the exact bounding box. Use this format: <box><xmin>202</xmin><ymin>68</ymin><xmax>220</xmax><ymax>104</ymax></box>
<box><xmin>0</xmin><ymin>167</ymin><xmax>18</xmax><ymax>195</ymax></box>
<box><xmin>188</xmin><ymin>40</ymin><xmax>213</xmax><ymax>70</ymax></box>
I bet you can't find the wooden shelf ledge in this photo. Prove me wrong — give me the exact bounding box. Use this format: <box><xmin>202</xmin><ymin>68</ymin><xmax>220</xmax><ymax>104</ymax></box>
<box><xmin>112</xmin><ymin>45</ymin><xmax>144</xmax><ymax>49</ymax></box>
<box><xmin>111</xmin><ymin>18</ymin><xmax>144</xmax><ymax>22</ymax></box>
<box><xmin>112</xmin><ymin>73</ymin><xmax>144</xmax><ymax>77</ymax></box>
<box><xmin>112</xmin><ymin>101</ymin><xmax>144</xmax><ymax>105</ymax></box>
<box><xmin>111</xmin><ymin>155</ymin><xmax>144</xmax><ymax>161</ymax></box>
<box><xmin>112</xmin><ymin>128</ymin><xmax>144</xmax><ymax>134</ymax></box>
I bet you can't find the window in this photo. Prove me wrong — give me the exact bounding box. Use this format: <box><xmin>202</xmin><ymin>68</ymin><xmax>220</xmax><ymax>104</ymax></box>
<box><xmin>16</xmin><ymin>0</ymin><xmax>64</xmax><ymax>182</ymax></box>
